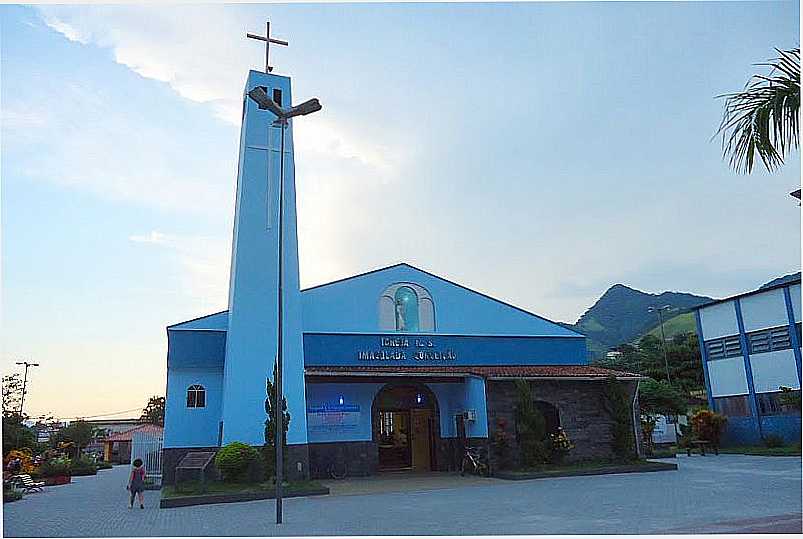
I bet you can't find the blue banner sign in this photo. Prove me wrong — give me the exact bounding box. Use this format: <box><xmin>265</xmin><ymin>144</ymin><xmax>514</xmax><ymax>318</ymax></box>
<box><xmin>306</xmin><ymin>404</ymin><xmax>361</xmax><ymax>431</ymax></box>
<box><xmin>303</xmin><ymin>332</ymin><xmax>587</xmax><ymax>367</ymax></box>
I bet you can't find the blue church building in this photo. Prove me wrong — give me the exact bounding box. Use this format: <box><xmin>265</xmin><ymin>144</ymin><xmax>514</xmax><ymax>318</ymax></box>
<box><xmin>162</xmin><ymin>69</ymin><xmax>641</xmax><ymax>481</ymax></box>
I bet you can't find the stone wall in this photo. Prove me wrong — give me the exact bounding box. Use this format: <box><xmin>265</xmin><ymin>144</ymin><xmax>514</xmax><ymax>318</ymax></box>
<box><xmin>308</xmin><ymin>441</ymin><xmax>377</xmax><ymax>478</ymax></box>
<box><xmin>485</xmin><ymin>379</ymin><xmax>639</xmax><ymax>469</ymax></box>
<box><xmin>307</xmin><ymin>435</ymin><xmax>490</xmax><ymax>477</ymax></box>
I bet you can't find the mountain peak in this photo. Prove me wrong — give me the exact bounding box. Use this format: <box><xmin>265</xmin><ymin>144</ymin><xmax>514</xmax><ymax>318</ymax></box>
<box><xmin>569</xmin><ymin>271</ymin><xmax>799</xmax><ymax>359</ymax></box>
<box><xmin>760</xmin><ymin>272</ymin><xmax>801</xmax><ymax>290</ymax></box>
<box><xmin>573</xmin><ymin>284</ymin><xmax>713</xmax><ymax>356</ymax></box>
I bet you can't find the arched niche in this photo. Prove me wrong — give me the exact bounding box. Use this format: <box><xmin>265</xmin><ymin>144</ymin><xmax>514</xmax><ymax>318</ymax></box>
<box><xmin>378</xmin><ymin>282</ymin><xmax>436</xmax><ymax>332</ymax></box>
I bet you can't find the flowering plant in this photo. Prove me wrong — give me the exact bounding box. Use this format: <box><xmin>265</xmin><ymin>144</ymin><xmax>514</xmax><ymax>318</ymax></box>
<box><xmin>4</xmin><ymin>449</ymin><xmax>36</xmax><ymax>474</ymax></box>
<box><xmin>548</xmin><ymin>428</ymin><xmax>575</xmax><ymax>456</ymax></box>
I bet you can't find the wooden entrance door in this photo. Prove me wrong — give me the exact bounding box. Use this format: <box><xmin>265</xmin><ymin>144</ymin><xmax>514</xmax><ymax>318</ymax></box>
<box><xmin>411</xmin><ymin>409</ymin><xmax>432</xmax><ymax>471</ymax></box>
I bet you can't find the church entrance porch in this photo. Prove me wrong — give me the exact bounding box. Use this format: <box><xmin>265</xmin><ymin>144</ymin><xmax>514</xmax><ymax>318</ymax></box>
<box><xmin>304</xmin><ymin>371</ymin><xmax>484</xmax><ymax>478</ymax></box>
<box><xmin>373</xmin><ymin>384</ymin><xmax>439</xmax><ymax>472</ymax></box>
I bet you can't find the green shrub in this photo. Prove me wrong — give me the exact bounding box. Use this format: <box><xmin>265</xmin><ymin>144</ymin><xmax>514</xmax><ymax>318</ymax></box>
<box><xmin>514</xmin><ymin>380</ymin><xmax>549</xmax><ymax>467</ymax></box>
<box><xmin>39</xmin><ymin>457</ymin><xmax>70</xmax><ymax>477</ymax></box>
<box><xmin>764</xmin><ymin>434</ymin><xmax>785</xmax><ymax>448</ymax></box>
<box><xmin>96</xmin><ymin>461</ymin><xmax>113</xmax><ymax>470</ymax></box>
<box><xmin>69</xmin><ymin>455</ymin><xmax>97</xmax><ymax>476</ymax></box>
<box><xmin>215</xmin><ymin>442</ymin><xmax>260</xmax><ymax>482</ymax></box>
<box><xmin>3</xmin><ymin>486</ymin><xmax>22</xmax><ymax>503</ymax></box>
<box><xmin>601</xmin><ymin>377</ymin><xmax>637</xmax><ymax>462</ymax></box>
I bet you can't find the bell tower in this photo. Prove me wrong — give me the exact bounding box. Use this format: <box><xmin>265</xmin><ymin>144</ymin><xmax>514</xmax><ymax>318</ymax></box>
<box><xmin>220</xmin><ymin>69</ymin><xmax>308</xmax><ymax>464</ymax></box>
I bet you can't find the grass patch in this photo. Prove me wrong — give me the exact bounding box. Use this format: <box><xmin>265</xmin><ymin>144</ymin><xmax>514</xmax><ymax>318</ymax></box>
<box><xmin>646</xmin><ymin>312</ymin><xmax>696</xmax><ymax>340</ymax></box>
<box><xmin>162</xmin><ymin>479</ymin><xmax>325</xmax><ymax>499</ymax></box>
<box><xmin>718</xmin><ymin>444</ymin><xmax>801</xmax><ymax>456</ymax></box>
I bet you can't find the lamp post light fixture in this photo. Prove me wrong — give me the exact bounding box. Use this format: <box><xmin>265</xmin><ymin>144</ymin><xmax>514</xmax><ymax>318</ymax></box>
<box><xmin>647</xmin><ymin>305</ymin><xmax>673</xmax><ymax>385</ymax></box>
<box><xmin>246</xmin><ymin>86</ymin><xmax>321</xmax><ymax>525</ymax></box>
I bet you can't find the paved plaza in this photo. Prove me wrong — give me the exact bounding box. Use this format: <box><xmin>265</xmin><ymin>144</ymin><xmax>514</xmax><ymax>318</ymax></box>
<box><xmin>3</xmin><ymin>455</ymin><xmax>801</xmax><ymax>536</ymax></box>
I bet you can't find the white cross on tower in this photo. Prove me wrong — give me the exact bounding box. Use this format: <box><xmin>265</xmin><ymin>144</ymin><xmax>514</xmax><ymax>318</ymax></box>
<box><xmin>246</xmin><ymin>21</ymin><xmax>288</xmax><ymax>73</ymax></box>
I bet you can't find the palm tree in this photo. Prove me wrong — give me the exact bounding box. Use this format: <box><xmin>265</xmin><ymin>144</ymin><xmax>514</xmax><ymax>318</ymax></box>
<box><xmin>717</xmin><ymin>48</ymin><xmax>800</xmax><ymax>174</ymax></box>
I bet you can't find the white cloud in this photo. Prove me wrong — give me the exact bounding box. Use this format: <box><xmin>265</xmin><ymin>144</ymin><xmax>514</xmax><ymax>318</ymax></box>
<box><xmin>129</xmin><ymin>231</ymin><xmax>171</xmax><ymax>245</ymax></box>
<box><xmin>39</xmin><ymin>14</ymin><xmax>90</xmax><ymax>45</ymax></box>
<box><xmin>27</xmin><ymin>5</ymin><xmax>407</xmax><ymax>220</ymax></box>
<box><xmin>129</xmin><ymin>231</ymin><xmax>231</xmax><ymax>311</ymax></box>
<box><xmin>3</xmin><ymin>74</ymin><xmax>235</xmax><ymax>216</ymax></box>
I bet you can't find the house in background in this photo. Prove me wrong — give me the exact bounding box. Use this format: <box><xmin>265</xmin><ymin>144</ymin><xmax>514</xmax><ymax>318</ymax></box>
<box><xmin>83</xmin><ymin>418</ymin><xmax>145</xmax><ymax>457</ymax></box>
<box><xmin>103</xmin><ymin>424</ymin><xmax>163</xmax><ymax>464</ymax></box>
<box><xmin>694</xmin><ymin>277</ymin><xmax>801</xmax><ymax>445</ymax></box>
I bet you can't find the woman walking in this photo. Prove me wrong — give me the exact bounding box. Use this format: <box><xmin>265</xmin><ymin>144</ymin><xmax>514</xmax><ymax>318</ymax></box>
<box><xmin>127</xmin><ymin>458</ymin><xmax>146</xmax><ymax>509</ymax></box>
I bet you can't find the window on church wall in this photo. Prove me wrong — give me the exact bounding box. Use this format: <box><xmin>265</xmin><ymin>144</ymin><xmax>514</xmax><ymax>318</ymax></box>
<box><xmin>186</xmin><ymin>385</ymin><xmax>206</xmax><ymax>408</ymax></box>
<box><xmin>395</xmin><ymin>286</ymin><xmax>419</xmax><ymax>332</ymax></box>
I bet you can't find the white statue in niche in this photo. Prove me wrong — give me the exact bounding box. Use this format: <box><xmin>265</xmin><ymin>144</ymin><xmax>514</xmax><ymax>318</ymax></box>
<box><xmin>395</xmin><ymin>300</ymin><xmax>406</xmax><ymax>331</ymax></box>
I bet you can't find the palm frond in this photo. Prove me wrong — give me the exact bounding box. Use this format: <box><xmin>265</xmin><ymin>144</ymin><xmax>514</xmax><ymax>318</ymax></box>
<box><xmin>716</xmin><ymin>48</ymin><xmax>800</xmax><ymax>174</ymax></box>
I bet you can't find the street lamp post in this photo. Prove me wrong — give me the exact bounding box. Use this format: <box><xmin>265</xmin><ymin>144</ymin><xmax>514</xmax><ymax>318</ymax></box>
<box><xmin>647</xmin><ymin>305</ymin><xmax>673</xmax><ymax>385</ymax></box>
<box><xmin>648</xmin><ymin>304</ymin><xmax>681</xmax><ymax>441</ymax></box>
<box><xmin>15</xmin><ymin>361</ymin><xmax>39</xmax><ymax>417</ymax></box>
<box><xmin>14</xmin><ymin>361</ymin><xmax>39</xmax><ymax>449</ymax></box>
<box><xmin>246</xmin><ymin>87</ymin><xmax>321</xmax><ymax>525</ymax></box>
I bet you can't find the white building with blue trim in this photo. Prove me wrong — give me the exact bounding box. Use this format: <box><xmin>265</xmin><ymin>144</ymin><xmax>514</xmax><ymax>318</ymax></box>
<box><xmin>694</xmin><ymin>278</ymin><xmax>801</xmax><ymax>445</ymax></box>
<box><xmin>162</xmin><ymin>69</ymin><xmax>642</xmax><ymax>481</ymax></box>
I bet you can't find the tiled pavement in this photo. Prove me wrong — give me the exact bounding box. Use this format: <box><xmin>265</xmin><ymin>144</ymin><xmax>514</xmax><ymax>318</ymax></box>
<box><xmin>3</xmin><ymin>454</ymin><xmax>801</xmax><ymax>536</ymax></box>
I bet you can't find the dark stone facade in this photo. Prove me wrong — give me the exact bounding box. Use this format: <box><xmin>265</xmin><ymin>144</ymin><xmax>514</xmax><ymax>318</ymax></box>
<box><xmin>283</xmin><ymin>443</ymin><xmax>311</xmax><ymax>481</ymax></box>
<box><xmin>484</xmin><ymin>379</ymin><xmax>640</xmax><ymax>470</ymax></box>
<box><xmin>307</xmin><ymin>436</ymin><xmax>489</xmax><ymax>478</ymax></box>
<box><xmin>309</xmin><ymin>441</ymin><xmax>377</xmax><ymax>478</ymax></box>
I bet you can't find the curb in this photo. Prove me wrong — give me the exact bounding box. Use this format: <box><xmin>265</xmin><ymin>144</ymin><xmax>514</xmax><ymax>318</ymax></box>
<box><xmin>493</xmin><ymin>461</ymin><xmax>678</xmax><ymax>480</ymax></box>
<box><xmin>159</xmin><ymin>487</ymin><xmax>330</xmax><ymax>508</ymax></box>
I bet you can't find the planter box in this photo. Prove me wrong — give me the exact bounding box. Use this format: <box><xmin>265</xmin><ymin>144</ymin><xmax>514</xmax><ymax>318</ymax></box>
<box><xmin>42</xmin><ymin>475</ymin><xmax>72</xmax><ymax>486</ymax></box>
<box><xmin>160</xmin><ymin>485</ymin><xmax>330</xmax><ymax>509</ymax></box>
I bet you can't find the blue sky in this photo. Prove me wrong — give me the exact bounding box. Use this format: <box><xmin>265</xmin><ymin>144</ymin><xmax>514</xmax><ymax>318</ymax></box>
<box><xmin>1</xmin><ymin>2</ymin><xmax>800</xmax><ymax>419</ymax></box>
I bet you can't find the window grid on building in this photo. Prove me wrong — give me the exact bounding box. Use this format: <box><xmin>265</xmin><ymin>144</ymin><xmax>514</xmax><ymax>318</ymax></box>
<box><xmin>380</xmin><ymin>411</ymin><xmax>394</xmax><ymax>437</ymax></box>
<box><xmin>747</xmin><ymin>325</ymin><xmax>793</xmax><ymax>354</ymax></box>
<box><xmin>186</xmin><ymin>384</ymin><xmax>206</xmax><ymax>408</ymax></box>
<box><xmin>705</xmin><ymin>335</ymin><xmax>742</xmax><ymax>361</ymax></box>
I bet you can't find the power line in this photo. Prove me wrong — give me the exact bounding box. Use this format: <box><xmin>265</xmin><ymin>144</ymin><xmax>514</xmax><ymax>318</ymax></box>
<box><xmin>58</xmin><ymin>407</ymin><xmax>143</xmax><ymax>421</ymax></box>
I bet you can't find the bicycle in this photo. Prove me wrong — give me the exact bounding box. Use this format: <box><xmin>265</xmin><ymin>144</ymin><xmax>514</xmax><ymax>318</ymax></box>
<box><xmin>327</xmin><ymin>447</ymin><xmax>348</xmax><ymax>479</ymax></box>
<box><xmin>460</xmin><ymin>445</ymin><xmax>489</xmax><ymax>477</ymax></box>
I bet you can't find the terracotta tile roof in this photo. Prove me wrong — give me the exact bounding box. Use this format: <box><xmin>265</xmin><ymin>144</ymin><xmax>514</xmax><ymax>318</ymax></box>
<box><xmin>304</xmin><ymin>365</ymin><xmax>641</xmax><ymax>379</ymax></box>
<box><xmin>103</xmin><ymin>424</ymin><xmax>163</xmax><ymax>442</ymax></box>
